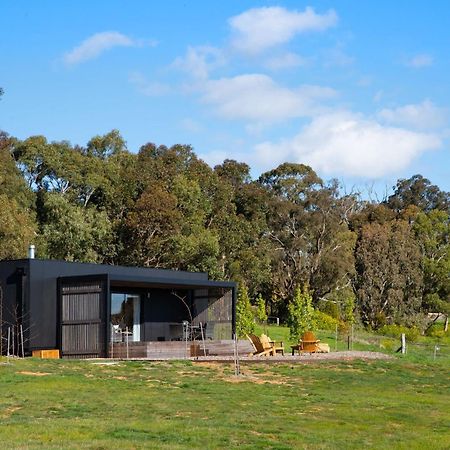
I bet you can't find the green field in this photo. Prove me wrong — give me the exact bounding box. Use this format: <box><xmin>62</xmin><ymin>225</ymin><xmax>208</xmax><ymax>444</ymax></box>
<box><xmin>0</xmin><ymin>349</ymin><xmax>449</xmax><ymax>449</ymax></box>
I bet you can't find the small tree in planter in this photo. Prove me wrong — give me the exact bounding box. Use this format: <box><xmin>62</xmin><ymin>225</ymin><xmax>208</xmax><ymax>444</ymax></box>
<box><xmin>287</xmin><ymin>285</ymin><xmax>316</xmax><ymax>342</ymax></box>
<box><xmin>236</xmin><ymin>286</ymin><xmax>255</xmax><ymax>337</ymax></box>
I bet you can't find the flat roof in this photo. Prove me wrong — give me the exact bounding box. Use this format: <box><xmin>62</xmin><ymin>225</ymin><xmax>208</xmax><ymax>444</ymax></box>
<box><xmin>108</xmin><ymin>273</ymin><xmax>236</xmax><ymax>290</ymax></box>
<box><xmin>1</xmin><ymin>258</ymin><xmax>236</xmax><ymax>290</ymax></box>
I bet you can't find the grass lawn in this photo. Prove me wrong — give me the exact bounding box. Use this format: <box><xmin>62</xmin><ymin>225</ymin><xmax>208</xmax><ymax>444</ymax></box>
<box><xmin>0</xmin><ymin>353</ymin><xmax>449</xmax><ymax>449</ymax></box>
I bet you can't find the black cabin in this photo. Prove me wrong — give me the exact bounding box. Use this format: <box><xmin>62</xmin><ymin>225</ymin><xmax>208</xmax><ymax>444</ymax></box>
<box><xmin>0</xmin><ymin>259</ymin><xmax>236</xmax><ymax>358</ymax></box>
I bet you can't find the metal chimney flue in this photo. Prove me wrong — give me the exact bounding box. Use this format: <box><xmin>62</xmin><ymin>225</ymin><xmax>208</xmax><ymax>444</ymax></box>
<box><xmin>28</xmin><ymin>244</ymin><xmax>35</xmax><ymax>259</ymax></box>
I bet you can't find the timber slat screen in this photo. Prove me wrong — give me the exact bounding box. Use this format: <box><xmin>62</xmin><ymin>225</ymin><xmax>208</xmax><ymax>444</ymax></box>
<box><xmin>192</xmin><ymin>288</ymin><xmax>233</xmax><ymax>340</ymax></box>
<box><xmin>60</xmin><ymin>279</ymin><xmax>106</xmax><ymax>358</ymax></box>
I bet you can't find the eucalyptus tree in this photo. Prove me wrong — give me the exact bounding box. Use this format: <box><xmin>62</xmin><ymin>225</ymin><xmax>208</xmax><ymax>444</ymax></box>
<box><xmin>0</xmin><ymin>194</ymin><xmax>35</xmax><ymax>259</ymax></box>
<box><xmin>38</xmin><ymin>192</ymin><xmax>114</xmax><ymax>263</ymax></box>
<box><xmin>414</xmin><ymin>210</ymin><xmax>450</xmax><ymax>314</ymax></box>
<box><xmin>123</xmin><ymin>143</ymin><xmax>223</xmax><ymax>276</ymax></box>
<box><xmin>355</xmin><ymin>220</ymin><xmax>423</xmax><ymax>328</ymax></box>
<box><xmin>11</xmin><ymin>133</ymin><xmax>121</xmax><ymax>262</ymax></box>
<box><xmin>387</xmin><ymin>174</ymin><xmax>450</xmax><ymax>213</ymax></box>
<box><xmin>0</xmin><ymin>132</ymin><xmax>36</xmax><ymax>258</ymax></box>
<box><xmin>0</xmin><ymin>131</ymin><xmax>34</xmax><ymax>208</ymax></box>
<box><xmin>258</xmin><ymin>163</ymin><xmax>356</xmax><ymax>308</ymax></box>
<box><xmin>214</xmin><ymin>160</ymin><xmax>273</xmax><ymax>297</ymax></box>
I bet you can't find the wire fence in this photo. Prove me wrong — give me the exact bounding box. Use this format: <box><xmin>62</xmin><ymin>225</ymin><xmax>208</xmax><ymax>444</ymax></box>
<box><xmin>316</xmin><ymin>326</ymin><xmax>449</xmax><ymax>363</ymax></box>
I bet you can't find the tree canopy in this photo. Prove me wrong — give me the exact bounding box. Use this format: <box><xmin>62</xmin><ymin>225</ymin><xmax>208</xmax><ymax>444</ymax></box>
<box><xmin>1</xmin><ymin>127</ymin><xmax>449</xmax><ymax>329</ymax></box>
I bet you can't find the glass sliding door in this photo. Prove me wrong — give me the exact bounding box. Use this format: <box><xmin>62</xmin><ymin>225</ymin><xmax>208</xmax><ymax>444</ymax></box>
<box><xmin>111</xmin><ymin>293</ymin><xmax>141</xmax><ymax>342</ymax></box>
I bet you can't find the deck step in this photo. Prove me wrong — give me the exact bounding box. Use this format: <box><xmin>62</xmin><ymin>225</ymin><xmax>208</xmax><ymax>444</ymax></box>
<box><xmin>110</xmin><ymin>340</ymin><xmax>253</xmax><ymax>358</ymax></box>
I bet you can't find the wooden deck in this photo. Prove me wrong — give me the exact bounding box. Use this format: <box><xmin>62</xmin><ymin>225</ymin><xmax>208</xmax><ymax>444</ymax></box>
<box><xmin>110</xmin><ymin>340</ymin><xmax>253</xmax><ymax>359</ymax></box>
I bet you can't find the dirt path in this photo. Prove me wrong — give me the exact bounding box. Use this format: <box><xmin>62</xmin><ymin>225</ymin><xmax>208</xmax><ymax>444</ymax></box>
<box><xmin>192</xmin><ymin>351</ymin><xmax>393</xmax><ymax>363</ymax></box>
<box><xmin>120</xmin><ymin>351</ymin><xmax>393</xmax><ymax>363</ymax></box>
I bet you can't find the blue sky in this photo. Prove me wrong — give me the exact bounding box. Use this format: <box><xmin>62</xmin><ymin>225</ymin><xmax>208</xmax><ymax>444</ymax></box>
<box><xmin>1</xmin><ymin>1</ymin><xmax>449</xmax><ymax>194</ymax></box>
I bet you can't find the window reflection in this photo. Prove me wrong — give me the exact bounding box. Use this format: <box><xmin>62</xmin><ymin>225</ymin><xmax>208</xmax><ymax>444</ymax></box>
<box><xmin>111</xmin><ymin>293</ymin><xmax>140</xmax><ymax>342</ymax></box>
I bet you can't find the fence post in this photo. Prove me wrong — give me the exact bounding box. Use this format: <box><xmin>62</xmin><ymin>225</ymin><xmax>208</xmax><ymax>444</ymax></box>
<box><xmin>433</xmin><ymin>345</ymin><xmax>439</xmax><ymax>361</ymax></box>
<box><xmin>7</xmin><ymin>327</ymin><xmax>10</xmax><ymax>358</ymax></box>
<box><xmin>335</xmin><ymin>324</ymin><xmax>338</xmax><ymax>351</ymax></box>
<box><xmin>233</xmin><ymin>333</ymin><xmax>240</xmax><ymax>376</ymax></box>
<box><xmin>20</xmin><ymin>324</ymin><xmax>24</xmax><ymax>358</ymax></box>
<box><xmin>110</xmin><ymin>326</ymin><xmax>114</xmax><ymax>359</ymax></box>
<box><xmin>125</xmin><ymin>327</ymin><xmax>129</xmax><ymax>360</ymax></box>
<box><xmin>183</xmin><ymin>321</ymin><xmax>189</xmax><ymax>359</ymax></box>
<box><xmin>200</xmin><ymin>322</ymin><xmax>207</xmax><ymax>357</ymax></box>
<box><xmin>401</xmin><ymin>333</ymin><xmax>406</xmax><ymax>355</ymax></box>
<box><xmin>351</xmin><ymin>324</ymin><xmax>354</xmax><ymax>351</ymax></box>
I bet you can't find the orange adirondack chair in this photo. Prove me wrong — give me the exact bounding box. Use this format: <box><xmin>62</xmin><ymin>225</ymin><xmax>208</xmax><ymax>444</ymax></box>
<box><xmin>262</xmin><ymin>334</ymin><xmax>285</xmax><ymax>355</ymax></box>
<box><xmin>291</xmin><ymin>331</ymin><xmax>322</xmax><ymax>355</ymax></box>
<box><xmin>247</xmin><ymin>334</ymin><xmax>275</xmax><ymax>356</ymax></box>
<box><xmin>301</xmin><ymin>331</ymin><xmax>321</xmax><ymax>352</ymax></box>
<box><xmin>247</xmin><ymin>334</ymin><xmax>285</xmax><ymax>356</ymax></box>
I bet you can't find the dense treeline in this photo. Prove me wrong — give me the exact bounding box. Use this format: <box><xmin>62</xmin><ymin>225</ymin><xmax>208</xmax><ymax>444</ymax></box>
<box><xmin>0</xmin><ymin>128</ymin><xmax>449</xmax><ymax>329</ymax></box>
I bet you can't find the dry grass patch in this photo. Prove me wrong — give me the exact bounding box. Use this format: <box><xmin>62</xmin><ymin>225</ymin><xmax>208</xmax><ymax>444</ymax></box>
<box><xmin>17</xmin><ymin>371</ymin><xmax>50</xmax><ymax>376</ymax></box>
<box><xmin>1</xmin><ymin>406</ymin><xmax>22</xmax><ymax>419</ymax></box>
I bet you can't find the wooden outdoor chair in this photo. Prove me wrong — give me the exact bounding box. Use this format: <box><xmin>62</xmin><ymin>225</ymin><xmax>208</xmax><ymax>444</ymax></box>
<box><xmin>263</xmin><ymin>334</ymin><xmax>285</xmax><ymax>355</ymax></box>
<box><xmin>259</xmin><ymin>334</ymin><xmax>277</xmax><ymax>356</ymax></box>
<box><xmin>291</xmin><ymin>331</ymin><xmax>321</xmax><ymax>355</ymax></box>
<box><xmin>247</xmin><ymin>334</ymin><xmax>275</xmax><ymax>356</ymax></box>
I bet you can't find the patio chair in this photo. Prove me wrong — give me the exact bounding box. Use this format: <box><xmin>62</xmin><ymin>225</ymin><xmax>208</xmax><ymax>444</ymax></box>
<box><xmin>263</xmin><ymin>334</ymin><xmax>285</xmax><ymax>355</ymax></box>
<box><xmin>291</xmin><ymin>331</ymin><xmax>321</xmax><ymax>355</ymax></box>
<box><xmin>247</xmin><ymin>334</ymin><xmax>275</xmax><ymax>356</ymax></box>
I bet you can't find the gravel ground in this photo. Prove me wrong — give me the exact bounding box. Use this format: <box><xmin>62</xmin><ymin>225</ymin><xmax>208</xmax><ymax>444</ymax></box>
<box><xmin>112</xmin><ymin>351</ymin><xmax>393</xmax><ymax>363</ymax></box>
<box><xmin>191</xmin><ymin>351</ymin><xmax>393</xmax><ymax>363</ymax></box>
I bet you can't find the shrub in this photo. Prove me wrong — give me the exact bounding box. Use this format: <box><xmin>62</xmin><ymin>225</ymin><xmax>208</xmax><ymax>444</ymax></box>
<box><xmin>378</xmin><ymin>324</ymin><xmax>420</xmax><ymax>342</ymax></box>
<box><xmin>380</xmin><ymin>339</ymin><xmax>395</xmax><ymax>352</ymax></box>
<box><xmin>318</xmin><ymin>300</ymin><xmax>340</xmax><ymax>319</ymax></box>
<box><xmin>430</xmin><ymin>330</ymin><xmax>447</xmax><ymax>339</ymax></box>
<box><xmin>314</xmin><ymin>310</ymin><xmax>339</xmax><ymax>331</ymax></box>
<box><xmin>426</xmin><ymin>323</ymin><xmax>449</xmax><ymax>339</ymax></box>
<box><xmin>321</xmin><ymin>287</ymin><xmax>356</xmax><ymax>324</ymax></box>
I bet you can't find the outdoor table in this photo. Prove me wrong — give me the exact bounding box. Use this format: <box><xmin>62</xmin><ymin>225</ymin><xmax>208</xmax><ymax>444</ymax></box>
<box><xmin>291</xmin><ymin>344</ymin><xmax>301</xmax><ymax>355</ymax></box>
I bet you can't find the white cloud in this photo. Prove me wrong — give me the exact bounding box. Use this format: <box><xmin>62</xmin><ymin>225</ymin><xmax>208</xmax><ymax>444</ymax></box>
<box><xmin>63</xmin><ymin>31</ymin><xmax>155</xmax><ymax>66</ymax></box>
<box><xmin>198</xmin><ymin>149</ymin><xmax>230</xmax><ymax>168</ymax></box>
<box><xmin>180</xmin><ymin>118</ymin><xmax>203</xmax><ymax>133</ymax></box>
<box><xmin>264</xmin><ymin>52</ymin><xmax>309</xmax><ymax>70</ymax></box>
<box><xmin>253</xmin><ymin>111</ymin><xmax>442</xmax><ymax>177</ymax></box>
<box><xmin>377</xmin><ymin>100</ymin><xmax>448</xmax><ymax>130</ymax></box>
<box><xmin>406</xmin><ymin>53</ymin><xmax>433</xmax><ymax>68</ymax></box>
<box><xmin>201</xmin><ymin>74</ymin><xmax>337</xmax><ymax>122</ymax></box>
<box><xmin>357</xmin><ymin>76</ymin><xmax>373</xmax><ymax>87</ymax></box>
<box><xmin>172</xmin><ymin>46</ymin><xmax>225</xmax><ymax>79</ymax></box>
<box><xmin>129</xmin><ymin>72</ymin><xmax>171</xmax><ymax>96</ymax></box>
<box><xmin>323</xmin><ymin>45</ymin><xmax>354</xmax><ymax>67</ymax></box>
<box><xmin>229</xmin><ymin>6</ymin><xmax>338</xmax><ymax>54</ymax></box>
<box><xmin>373</xmin><ymin>90</ymin><xmax>384</xmax><ymax>103</ymax></box>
